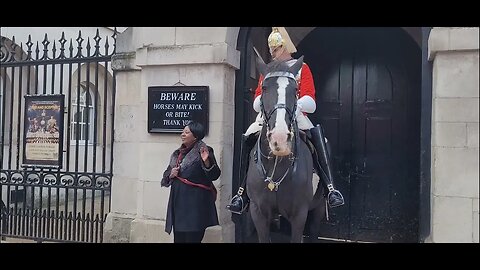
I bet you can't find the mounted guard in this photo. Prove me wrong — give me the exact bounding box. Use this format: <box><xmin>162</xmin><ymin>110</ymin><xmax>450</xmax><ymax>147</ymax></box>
<box><xmin>227</xmin><ymin>27</ymin><xmax>345</xmax><ymax>215</ymax></box>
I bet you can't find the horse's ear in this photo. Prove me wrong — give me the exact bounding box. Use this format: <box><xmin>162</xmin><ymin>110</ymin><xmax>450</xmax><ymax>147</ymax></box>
<box><xmin>256</xmin><ymin>57</ymin><xmax>268</xmax><ymax>77</ymax></box>
<box><xmin>289</xmin><ymin>55</ymin><xmax>304</xmax><ymax>75</ymax></box>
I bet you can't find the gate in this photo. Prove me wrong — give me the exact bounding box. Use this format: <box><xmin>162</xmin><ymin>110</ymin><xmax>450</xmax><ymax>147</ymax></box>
<box><xmin>0</xmin><ymin>28</ymin><xmax>117</xmax><ymax>243</ymax></box>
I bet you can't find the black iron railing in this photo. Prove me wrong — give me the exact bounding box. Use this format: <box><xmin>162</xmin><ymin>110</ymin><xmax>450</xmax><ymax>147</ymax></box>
<box><xmin>1</xmin><ymin>28</ymin><xmax>117</xmax><ymax>243</ymax></box>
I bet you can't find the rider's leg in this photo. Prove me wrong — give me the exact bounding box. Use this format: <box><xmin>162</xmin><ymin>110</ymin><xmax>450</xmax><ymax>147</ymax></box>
<box><xmin>226</xmin><ymin>132</ymin><xmax>258</xmax><ymax>214</ymax></box>
<box><xmin>309</xmin><ymin>124</ymin><xmax>345</xmax><ymax>208</ymax></box>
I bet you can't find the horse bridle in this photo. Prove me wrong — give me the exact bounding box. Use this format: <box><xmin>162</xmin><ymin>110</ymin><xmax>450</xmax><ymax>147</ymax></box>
<box><xmin>259</xmin><ymin>71</ymin><xmax>299</xmax><ymax>133</ymax></box>
<box><xmin>255</xmin><ymin>70</ymin><xmax>301</xmax><ymax>191</ymax></box>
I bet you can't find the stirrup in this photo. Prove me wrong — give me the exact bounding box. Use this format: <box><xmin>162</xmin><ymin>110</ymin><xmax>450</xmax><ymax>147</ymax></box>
<box><xmin>327</xmin><ymin>189</ymin><xmax>345</xmax><ymax>208</ymax></box>
<box><xmin>226</xmin><ymin>194</ymin><xmax>249</xmax><ymax>215</ymax></box>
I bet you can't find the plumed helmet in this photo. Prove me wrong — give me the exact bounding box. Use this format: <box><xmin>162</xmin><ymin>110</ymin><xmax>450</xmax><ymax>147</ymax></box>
<box><xmin>267</xmin><ymin>27</ymin><xmax>297</xmax><ymax>55</ymax></box>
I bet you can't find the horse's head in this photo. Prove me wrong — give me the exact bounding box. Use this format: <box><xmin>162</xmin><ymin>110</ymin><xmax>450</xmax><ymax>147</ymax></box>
<box><xmin>257</xmin><ymin>56</ymin><xmax>304</xmax><ymax>156</ymax></box>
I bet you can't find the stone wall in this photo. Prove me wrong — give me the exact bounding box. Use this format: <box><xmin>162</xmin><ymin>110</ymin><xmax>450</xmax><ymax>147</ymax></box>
<box><xmin>104</xmin><ymin>27</ymin><xmax>240</xmax><ymax>243</ymax></box>
<box><xmin>428</xmin><ymin>27</ymin><xmax>479</xmax><ymax>243</ymax></box>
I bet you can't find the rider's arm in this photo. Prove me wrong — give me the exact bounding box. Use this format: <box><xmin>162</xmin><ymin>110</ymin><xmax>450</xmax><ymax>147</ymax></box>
<box><xmin>253</xmin><ymin>74</ymin><xmax>264</xmax><ymax>113</ymax></box>
<box><xmin>297</xmin><ymin>64</ymin><xmax>316</xmax><ymax>114</ymax></box>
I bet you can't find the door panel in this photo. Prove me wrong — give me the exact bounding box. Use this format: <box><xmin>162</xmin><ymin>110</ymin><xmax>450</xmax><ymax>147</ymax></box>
<box><xmin>312</xmin><ymin>58</ymin><xmax>354</xmax><ymax>239</ymax></box>
<box><xmin>298</xmin><ymin>27</ymin><xmax>420</xmax><ymax>242</ymax></box>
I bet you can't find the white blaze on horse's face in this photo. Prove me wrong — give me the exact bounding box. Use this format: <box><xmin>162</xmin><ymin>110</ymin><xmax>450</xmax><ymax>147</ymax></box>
<box><xmin>269</xmin><ymin>76</ymin><xmax>292</xmax><ymax>156</ymax></box>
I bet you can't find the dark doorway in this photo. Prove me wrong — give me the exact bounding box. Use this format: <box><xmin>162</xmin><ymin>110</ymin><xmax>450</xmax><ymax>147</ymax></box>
<box><xmin>233</xmin><ymin>27</ymin><xmax>422</xmax><ymax>243</ymax></box>
<box><xmin>298</xmin><ymin>27</ymin><xmax>421</xmax><ymax>242</ymax></box>
<box><xmin>233</xmin><ymin>27</ymin><xmax>272</xmax><ymax>242</ymax></box>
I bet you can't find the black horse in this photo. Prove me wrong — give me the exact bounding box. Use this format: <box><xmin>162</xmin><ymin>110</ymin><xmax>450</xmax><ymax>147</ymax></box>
<box><xmin>246</xmin><ymin>56</ymin><xmax>326</xmax><ymax>243</ymax></box>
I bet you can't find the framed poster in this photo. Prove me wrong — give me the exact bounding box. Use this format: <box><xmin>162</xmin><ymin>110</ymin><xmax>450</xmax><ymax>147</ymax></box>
<box><xmin>148</xmin><ymin>86</ymin><xmax>209</xmax><ymax>134</ymax></box>
<box><xmin>23</xmin><ymin>95</ymin><xmax>65</xmax><ymax>168</ymax></box>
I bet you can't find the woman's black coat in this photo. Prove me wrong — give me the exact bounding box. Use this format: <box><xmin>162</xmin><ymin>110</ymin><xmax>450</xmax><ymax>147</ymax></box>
<box><xmin>161</xmin><ymin>141</ymin><xmax>221</xmax><ymax>234</ymax></box>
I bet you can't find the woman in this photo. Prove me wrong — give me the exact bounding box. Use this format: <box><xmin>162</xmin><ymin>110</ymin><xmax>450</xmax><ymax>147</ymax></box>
<box><xmin>161</xmin><ymin>121</ymin><xmax>221</xmax><ymax>243</ymax></box>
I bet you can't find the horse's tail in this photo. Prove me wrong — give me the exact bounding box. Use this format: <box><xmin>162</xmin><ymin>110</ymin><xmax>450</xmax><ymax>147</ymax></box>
<box><xmin>304</xmin><ymin>183</ymin><xmax>328</xmax><ymax>242</ymax></box>
<box><xmin>304</xmin><ymin>204</ymin><xmax>327</xmax><ymax>243</ymax></box>
<box><xmin>309</xmin><ymin>178</ymin><xmax>326</xmax><ymax>210</ymax></box>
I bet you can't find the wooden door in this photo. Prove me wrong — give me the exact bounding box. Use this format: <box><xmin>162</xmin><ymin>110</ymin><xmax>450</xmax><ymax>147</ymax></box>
<box><xmin>300</xmin><ymin>27</ymin><xmax>421</xmax><ymax>242</ymax></box>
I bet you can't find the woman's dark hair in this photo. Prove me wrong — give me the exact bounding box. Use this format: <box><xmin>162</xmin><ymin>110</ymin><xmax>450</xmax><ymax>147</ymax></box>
<box><xmin>187</xmin><ymin>121</ymin><xmax>205</xmax><ymax>141</ymax></box>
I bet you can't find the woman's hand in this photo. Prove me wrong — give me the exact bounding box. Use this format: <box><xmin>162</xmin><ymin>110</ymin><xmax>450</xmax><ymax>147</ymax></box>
<box><xmin>200</xmin><ymin>146</ymin><xmax>211</xmax><ymax>168</ymax></box>
<box><xmin>169</xmin><ymin>166</ymin><xmax>179</xmax><ymax>179</ymax></box>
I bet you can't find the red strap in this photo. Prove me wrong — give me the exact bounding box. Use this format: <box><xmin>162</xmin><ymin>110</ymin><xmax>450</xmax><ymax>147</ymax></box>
<box><xmin>176</xmin><ymin>151</ymin><xmax>183</xmax><ymax>167</ymax></box>
<box><xmin>175</xmin><ymin>176</ymin><xmax>217</xmax><ymax>200</ymax></box>
<box><xmin>174</xmin><ymin>150</ymin><xmax>217</xmax><ymax>200</ymax></box>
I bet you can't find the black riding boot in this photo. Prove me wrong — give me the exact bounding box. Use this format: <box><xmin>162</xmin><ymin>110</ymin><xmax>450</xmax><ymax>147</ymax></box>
<box><xmin>226</xmin><ymin>133</ymin><xmax>257</xmax><ymax>214</ymax></box>
<box><xmin>310</xmin><ymin>125</ymin><xmax>345</xmax><ymax>208</ymax></box>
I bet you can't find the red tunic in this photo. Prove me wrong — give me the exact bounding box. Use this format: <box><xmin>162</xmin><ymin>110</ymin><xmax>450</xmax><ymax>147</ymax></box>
<box><xmin>254</xmin><ymin>62</ymin><xmax>316</xmax><ymax>101</ymax></box>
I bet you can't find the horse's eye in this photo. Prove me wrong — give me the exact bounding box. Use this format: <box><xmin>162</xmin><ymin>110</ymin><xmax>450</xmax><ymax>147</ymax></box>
<box><xmin>262</xmin><ymin>86</ymin><xmax>266</xmax><ymax>91</ymax></box>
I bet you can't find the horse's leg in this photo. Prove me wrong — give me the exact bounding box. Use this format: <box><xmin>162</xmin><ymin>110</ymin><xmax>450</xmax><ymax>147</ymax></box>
<box><xmin>304</xmin><ymin>204</ymin><xmax>326</xmax><ymax>243</ymax></box>
<box><xmin>249</xmin><ymin>202</ymin><xmax>271</xmax><ymax>243</ymax></box>
<box><xmin>289</xmin><ymin>207</ymin><xmax>309</xmax><ymax>243</ymax></box>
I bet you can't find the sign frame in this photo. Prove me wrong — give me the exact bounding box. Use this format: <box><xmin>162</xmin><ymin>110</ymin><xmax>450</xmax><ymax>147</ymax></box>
<box><xmin>22</xmin><ymin>94</ymin><xmax>65</xmax><ymax>168</ymax></box>
<box><xmin>148</xmin><ymin>86</ymin><xmax>209</xmax><ymax>134</ymax></box>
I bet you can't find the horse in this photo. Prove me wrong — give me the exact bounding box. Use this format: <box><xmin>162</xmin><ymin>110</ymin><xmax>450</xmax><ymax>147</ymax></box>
<box><xmin>246</xmin><ymin>56</ymin><xmax>326</xmax><ymax>243</ymax></box>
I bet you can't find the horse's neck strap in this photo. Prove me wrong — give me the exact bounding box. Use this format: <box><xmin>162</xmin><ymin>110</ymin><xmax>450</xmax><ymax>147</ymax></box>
<box><xmin>263</xmin><ymin>71</ymin><xmax>296</xmax><ymax>81</ymax></box>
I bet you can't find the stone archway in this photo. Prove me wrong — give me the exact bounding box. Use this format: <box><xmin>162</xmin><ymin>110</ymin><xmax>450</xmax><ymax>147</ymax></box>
<box><xmin>233</xmin><ymin>27</ymin><xmax>423</xmax><ymax>242</ymax></box>
<box><xmin>286</xmin><ymin>27</ymin><xmax>421</xmax><ymax>48</ymax></box>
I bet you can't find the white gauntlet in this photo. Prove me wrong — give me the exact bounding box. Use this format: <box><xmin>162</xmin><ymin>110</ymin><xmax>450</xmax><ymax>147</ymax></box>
<box><xmin>253</xmin><ymin>95</ymin><xmax>262</xmax><ymax>113</ymax></box>
<box><xmin>295</xmin><ymin>96</ymin><xmax>316</xmax><ymax>130</ymax></box>
<box><xmin>297</xmin><ymin>95</ymin><xmax>316</xmax><ymax>114</ymax></box>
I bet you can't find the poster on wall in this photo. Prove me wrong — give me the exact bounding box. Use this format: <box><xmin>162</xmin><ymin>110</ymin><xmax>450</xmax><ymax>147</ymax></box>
<box><xmin>148</xmin><ymin>86</ymin><xmax>209</xmax><ymax>134</ymax></box>
<box><xmin>23</xmin><ymin>95</ymin><xmax>65</xmax><ymax>168</ymax></box>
